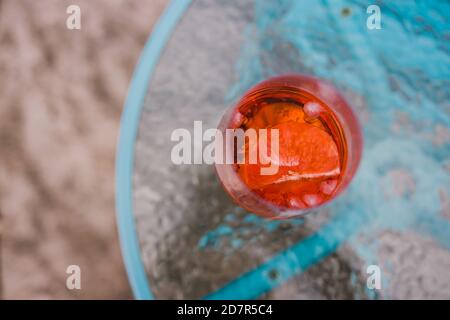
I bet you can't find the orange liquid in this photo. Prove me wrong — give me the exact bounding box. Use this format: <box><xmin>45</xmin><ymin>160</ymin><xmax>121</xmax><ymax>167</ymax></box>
<box><xmin>232</xmin><ymin>89</ymin><xmax>348</xmax><ymax>210</ymax></box>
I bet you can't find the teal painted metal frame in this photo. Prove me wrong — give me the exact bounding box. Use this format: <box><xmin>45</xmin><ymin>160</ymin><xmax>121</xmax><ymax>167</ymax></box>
<box><xmin>115</xmin><ymin>0</ymin><xmax>192</xmax><ymax>300</ymax></box>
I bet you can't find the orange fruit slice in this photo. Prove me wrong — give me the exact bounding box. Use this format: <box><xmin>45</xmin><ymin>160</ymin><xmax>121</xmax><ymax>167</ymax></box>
<box><xmin>238</xmin><ymin>121</ymin><xmax>340</xmax><ymax>189</ymax></box>
<box><xmin>245</xmin><ymin>102</ymin><xmax>305</xmax><ymax>129</ymax></box>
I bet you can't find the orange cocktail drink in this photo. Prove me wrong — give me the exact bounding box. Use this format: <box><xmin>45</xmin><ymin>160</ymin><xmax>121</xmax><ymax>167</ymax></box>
<box><xmin>215</xmin><ymin>74</ymin><xmax>363</xmax><ymax>219</ymax></box>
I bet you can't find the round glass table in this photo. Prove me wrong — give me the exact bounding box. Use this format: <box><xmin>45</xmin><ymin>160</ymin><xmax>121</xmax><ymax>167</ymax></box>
<box><xmin>116</xmin><ymin>0</ymin><xmax>450</xmax><ymax>299</ymax></box>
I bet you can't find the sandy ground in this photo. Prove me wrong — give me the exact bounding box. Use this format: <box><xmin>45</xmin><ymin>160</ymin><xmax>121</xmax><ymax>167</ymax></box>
<box><xmin>0</xmin><ymin>0</ymin><xmax>167</xmax><ymax>299</ymax></box>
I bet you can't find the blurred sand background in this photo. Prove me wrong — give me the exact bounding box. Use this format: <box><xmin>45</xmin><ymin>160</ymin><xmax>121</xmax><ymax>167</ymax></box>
<box><xmin>0</xmin><ymin>0</ymin><xmax>167</xmax><ymax>299</ymax></box>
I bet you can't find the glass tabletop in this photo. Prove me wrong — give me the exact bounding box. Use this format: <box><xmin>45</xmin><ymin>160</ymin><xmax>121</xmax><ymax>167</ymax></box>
<box><xmin>117</xmin><ymin>0</ymin><xmax>450</xmax><ymax>299</ymax></box>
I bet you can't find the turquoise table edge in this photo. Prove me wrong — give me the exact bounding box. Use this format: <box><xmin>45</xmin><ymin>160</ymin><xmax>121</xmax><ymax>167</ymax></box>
<box><xmin>115</xmin><ymin>0</ymin><xmax>192</xmax><ymax>300</ymax></box>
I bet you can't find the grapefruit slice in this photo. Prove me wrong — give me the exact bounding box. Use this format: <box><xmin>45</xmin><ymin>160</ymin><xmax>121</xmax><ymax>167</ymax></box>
<box><xmin>245</xmin><ymin>102</ymin><xmax>305</xmax><ymax>129</ymax></box>
<box><xmin>238</xmin><ymin>121</ymin><xmax>340</xmax><ymax>189</ymax></box>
